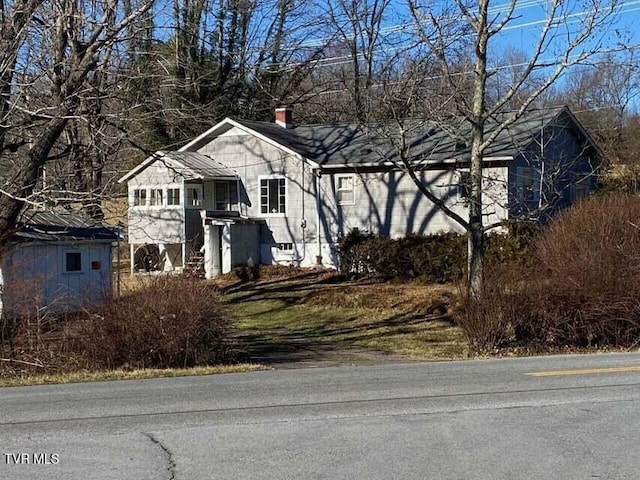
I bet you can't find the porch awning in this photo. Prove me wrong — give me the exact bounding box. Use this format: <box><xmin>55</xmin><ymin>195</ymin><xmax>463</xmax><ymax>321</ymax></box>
<box><xmin>163</xmin><ymin>151</ymin><xmax>239</xmax><ymax>180</ymax></box>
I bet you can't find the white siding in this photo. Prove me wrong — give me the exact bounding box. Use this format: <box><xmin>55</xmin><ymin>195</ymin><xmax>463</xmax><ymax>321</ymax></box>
<box><xmin>127</xmin><ymin>159</ymin><xmax>186</xmax><ymax>244</ymax></box>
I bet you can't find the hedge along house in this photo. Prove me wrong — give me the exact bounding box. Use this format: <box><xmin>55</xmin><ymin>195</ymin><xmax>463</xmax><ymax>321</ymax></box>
<box><xmin>120</xmin><ymin>106</ymin><xmax>600</xmax><ymax>278</ymax></box>
<box><xmin>0</xmin><ymin>211</ymin><xmax>118</xmax><ymax>318</ymax></box>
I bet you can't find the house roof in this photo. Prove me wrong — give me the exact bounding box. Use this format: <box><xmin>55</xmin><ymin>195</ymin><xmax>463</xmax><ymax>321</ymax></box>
<box><xmin>118</xmin><ymin>151</ymin><xmax>238</xmax><ymax>183</ymax></box>
<box><xmin>121</xmin><ymin>106</ymin><xmax>599</xmax><ymax>181</ymax></box>
<box><xmin>226</xmin><ymin>106</ymin><xmax>594</xmax><ymax>167</ymax></box>
<box><xmin>12</xmin><ymin>211</ymin><xmax>119</xmax><ymax>243</ymax></box>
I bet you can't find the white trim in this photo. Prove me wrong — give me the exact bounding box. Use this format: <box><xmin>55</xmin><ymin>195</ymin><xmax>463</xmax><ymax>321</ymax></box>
<box><xmin>185</xmin><ymin>184</ymin><xmax>203</xmax><ymax>208</ymax></box>
<box><xmin>214</xmin><ymin>180</ymin><xmax>231</xmax><ymax>211</ymax></box>
<box><xmin>318</xmin><ymin>156</ymin><xmax>515</xmax><ymax>170</ymax></box>
<box><xmin>456</xmin><ymin>169</ymin><xmax>471</xmax><ymax>201</ymax></box>
<box><xmin>178</xmin><ymin>117</ymin><xmax>321</xmax><ymax>168</ymax></box>
<box><xmin>132</xmin><ymin>187</ymin><xmax>148</xmax><ymax>207</ymax></box>
<box><xmin>335</xmin><ymin>173</ymin><xmax>356</xmax><ymax>205</ymax></box>
<box><xmin>166</xmin><ymin>185</ymin><xmax>182</xmax><ymax>207</ymax></box>
<box><xmin>119</xmin><ymin>151</ymin><xmax>202</xmax><ymax>184</ymax></box>
<box><xmin>258</xmin><ymin>175</ymin><xmax>287</xmax><ymax>217</ymax></box>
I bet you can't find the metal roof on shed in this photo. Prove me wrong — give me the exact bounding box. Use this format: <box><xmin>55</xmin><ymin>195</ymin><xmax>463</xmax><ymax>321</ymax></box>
<box><xmin>12</xmin><ymin>211</ymin><xmax>118</xmax><ymax>243</ymax></box>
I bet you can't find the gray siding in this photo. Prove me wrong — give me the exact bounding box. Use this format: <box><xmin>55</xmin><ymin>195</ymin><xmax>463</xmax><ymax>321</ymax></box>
<box><xmin>230</xmin><ymin>223</ymin><xmax>261</xmax><ymax>267</ymax></box>
<box><xmin>196</xmin><ymin>125</ymin><xmax>510</xmax><ymax>266</ymax></box>
<box><xmin>318</xmin><ymin>167</ymin><xmax>509</xmax><ymax>239</ymax></box>
<box><xmin>1</xmin><ymin>242</ymin><xmax>113</xmax><ymax>315</ymax></box>
<box><xmin>197</xmin><ymin>127</ymin><xmax>312</xmax><ymax>255</ymax></box>
<box><xmin>508</xmin><ymin>122</ymin><xmax>597</xmax><ymax>220</ymax></box>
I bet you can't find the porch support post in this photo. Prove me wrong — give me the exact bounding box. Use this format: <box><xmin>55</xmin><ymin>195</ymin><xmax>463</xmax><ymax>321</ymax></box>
<box><xmin>129</xmin><ymin>243</ymin><xmax>135</xmax><ymax>275</ymax></box>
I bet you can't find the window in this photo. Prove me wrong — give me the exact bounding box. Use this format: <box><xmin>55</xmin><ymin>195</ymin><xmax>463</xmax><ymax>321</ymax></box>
<box><xmin>336</xmin><ymin>174</ymin><xmax>355</xmax><ymax>205</ymax></box>
<box><xmin>150</xmin><ymin>188</ymin><xmax>164</xmax><ymax>206</ymax></box>
<box><xmin>187</xmin><ymin>186</ymin><xmax>202</xmax><ymax>207</ymax></box>
<box><xmin>260</xmin><ymin>177</ymin><xmax>286</xmax><ymax>215</ymax></box>
<box><xmin>573</xmin><ymin>173</ymin><xmax>590</xmax><ymax>200</ymax></box>
<box><xmin>167</xmin><ymin>188</ymin><xmax>181</xmax><ymax>206</ymax></box>
<box><xmin>133</xmin><ymin>189</ymin><xmax>147</xmax><ymax>206</ymax></box>
<box><xmin>65</xmin><ymin>252</ymin><xmax>82</xmax><ymax>272</ymax></box>
<box><xmin>516</xmin><ymin>167</ymin><xmax>538</xmax><ymax>203</ymax></box>
<box><xmin>215</xmin><ymin>181</ymin><xmax>230</xmax><ymax>211</ymax></box>
<box><xmin>458</xmin><ymin>171</ymin><xmax>471</xmax><ymax>200</ymax></box>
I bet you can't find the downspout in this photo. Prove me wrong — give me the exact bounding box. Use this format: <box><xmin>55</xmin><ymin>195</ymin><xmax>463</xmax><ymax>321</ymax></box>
<box><xmin>538</xmin><ymin>120</ymin><xmax>545</xmax><ymax>213</ymax></box>
<box><xmin>314</xmin><ymin>168</ymin><xmax>323</xmax><ymax>265</ymax></box>
<box><xmin>299</xmin><ymin>158</ymin><xmax>307</xmax><ymax>265</ymax></box>
<box><xmin>236</xmin><ymin>176</ymin><xmax>242</xmax><ymax>216</ymax></box>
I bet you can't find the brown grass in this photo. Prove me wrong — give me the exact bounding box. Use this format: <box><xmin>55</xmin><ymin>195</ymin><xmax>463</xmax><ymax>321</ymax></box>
<box><xmin>229</xmin><ymin>274</ymin><xmax>468</xmax><ymax>360</ymax></box>
<box><xmin>303</xmin><ymin>283</ymin><xmax>453</xmax><ymax>316</ymax></box>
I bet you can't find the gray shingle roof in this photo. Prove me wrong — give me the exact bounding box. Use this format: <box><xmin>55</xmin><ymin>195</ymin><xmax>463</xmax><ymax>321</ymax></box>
<box><xmin>163</xmin><ymin>151</ymin><xmax>238</xmax><ymax>179</ymax></box>
<box><xmin>234</xmin><ymin>106</ymin><xmax>576</xmax><ymax>167</ymax></box>
<box><xmin>13</xmin><ymin>212</ymin><xmax>118</xmax><ymax>243</ymax></box>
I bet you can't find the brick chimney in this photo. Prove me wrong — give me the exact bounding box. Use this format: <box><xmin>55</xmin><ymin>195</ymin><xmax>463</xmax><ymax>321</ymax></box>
<box><xmin>275</xmin><ymin>107</ymin><xmax>293</xmax><ymax>129</ymax></box>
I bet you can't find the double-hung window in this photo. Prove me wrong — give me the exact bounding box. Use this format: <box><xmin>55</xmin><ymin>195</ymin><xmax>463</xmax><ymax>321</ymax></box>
<box><xmin>215</xmin><ymin>181</ymin><xmax>230</xmax><ymax>211</ymax></box>
<box><xmin>133</xmin><ymin>189</ymin><xmax>147</xmax><ymax>206</ymax></box>
<box><xmin>260</xmin><ymin>177</ymin><xmax>286</xmax><ymax>215</ymax></box>
<box><xmin>150</xmin><ymin>189</ymin><xmax>164</xmax><ymax>206</ymax></box>
<box><xmin>167</xmin><ymin>188</ymin><xmax>181</xmax><ymax>206</ymax></box>
<box><xmin>516</xmin><ymin>167</ymin><xmax>538</xmax><ymax>203</ymax></box>
<box><xmin>336</xmin><ymin>174</ymin><xmax>355</xmax><ymax>205</ymax></box>
<box><xmin>186</xmin><ymin>186</ymin><xmax>202</xmax><ymax>207</ymax></box>
<box><xmin>458</xmin><ymin>171</ymin><xmax>471</xmax><ymax>200</ymax></box>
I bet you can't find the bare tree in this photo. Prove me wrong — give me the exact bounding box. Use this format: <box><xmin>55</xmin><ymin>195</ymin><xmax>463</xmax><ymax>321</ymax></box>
<box><xmin>402</xmin><ymin>0</ymin><xmax>618</xmax><ymax>297</ymax></box>
<box><xmin>560</xmin><ymin>53</ymin><xmax>640</xmax><ymax>164</ymax></box>
<box><xmin>0</xmin><ymin>0</ymin><xmax>153</xmax><ymax>245</ymax></box>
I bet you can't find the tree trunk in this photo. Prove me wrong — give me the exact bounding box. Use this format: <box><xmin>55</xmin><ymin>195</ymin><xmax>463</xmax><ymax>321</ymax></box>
<box><xmin>467</xmin><ymin>0</ymin><xmax>489</xmax><ymax>299</ymax></box>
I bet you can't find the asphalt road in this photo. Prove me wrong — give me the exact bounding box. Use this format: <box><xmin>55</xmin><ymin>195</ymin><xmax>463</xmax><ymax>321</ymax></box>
<box><xmin>2</xmin><ymin>352</ymin><xmax>640</xmax><ymax>479</ymax></box>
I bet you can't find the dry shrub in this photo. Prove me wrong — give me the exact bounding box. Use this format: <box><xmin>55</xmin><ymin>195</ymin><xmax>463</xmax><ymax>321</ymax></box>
<box><xmin>532</xmin><ymin>194</ymin><xmax>640</xmax><ymax>346</ymax></box>
<box><xmin>458</xmin><ymin>194</ymin><xmax>640</xmax><ymax>351</ymax></box>
<box><xmin>71</xmin><ymin>276</ymin><xmax>230</xmax><ymax>369</ymax></box>
<box><xmin>456</xmin><ymin>265</ymin><xmax>538</xmax><ymax>351</ymax></box>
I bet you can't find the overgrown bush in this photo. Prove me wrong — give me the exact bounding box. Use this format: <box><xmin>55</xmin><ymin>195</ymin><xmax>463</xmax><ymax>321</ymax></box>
<box><xmin>72</xmin><ymin>276</ymin><xmax>230</xmax><ymax>369</ymax></box>
<box><xmin>336</xmin><ymin>224</ymin><xmax>539</xmax><ymax>283</ymax></box>
<box><xmin>1</xmin><ymin>275</ymin><xmax>231</xmax><ymax>377</ymax></box>
<box><xmin>457</xmin><ymin>194</ymin><xmax>640</xmax><ymax>351</ymax></box>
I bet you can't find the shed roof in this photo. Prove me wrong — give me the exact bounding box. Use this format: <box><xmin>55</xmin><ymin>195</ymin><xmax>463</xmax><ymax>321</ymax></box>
<box><xmin>12</xmin><ymin>211</ymin><xmax>118</xmax><ymax>243</ymax></box>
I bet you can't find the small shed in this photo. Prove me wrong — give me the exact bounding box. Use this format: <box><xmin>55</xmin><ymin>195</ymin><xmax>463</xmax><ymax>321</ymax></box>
<box><xmin>0</xmin><ymin>212</ymin><xmax>118</xmax><ymax>318</ymax></box>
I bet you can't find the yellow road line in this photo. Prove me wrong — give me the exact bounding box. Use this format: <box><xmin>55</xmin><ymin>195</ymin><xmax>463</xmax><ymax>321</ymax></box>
<box><xmin>527</xmin><ymin>365</ymin><xmax>640</xmax><ymax>377</ymax></box>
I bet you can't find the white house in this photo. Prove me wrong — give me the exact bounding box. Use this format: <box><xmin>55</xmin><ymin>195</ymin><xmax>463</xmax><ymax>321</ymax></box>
<box><xmin>119</xmin><ymin>106</ymin><xmax>600</xmax><ymax>278</ymax></box>
<box><xmin>0</xmin><ymin>211</ymin><xmax>118</xmax><ymax>317</ymax></box>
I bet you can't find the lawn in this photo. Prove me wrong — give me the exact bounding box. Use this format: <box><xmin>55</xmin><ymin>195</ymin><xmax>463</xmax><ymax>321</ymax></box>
<box><xmin>224</xmin><ymin>270</ymin><xmax>470</xmax><ymax>361</ymax></box>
